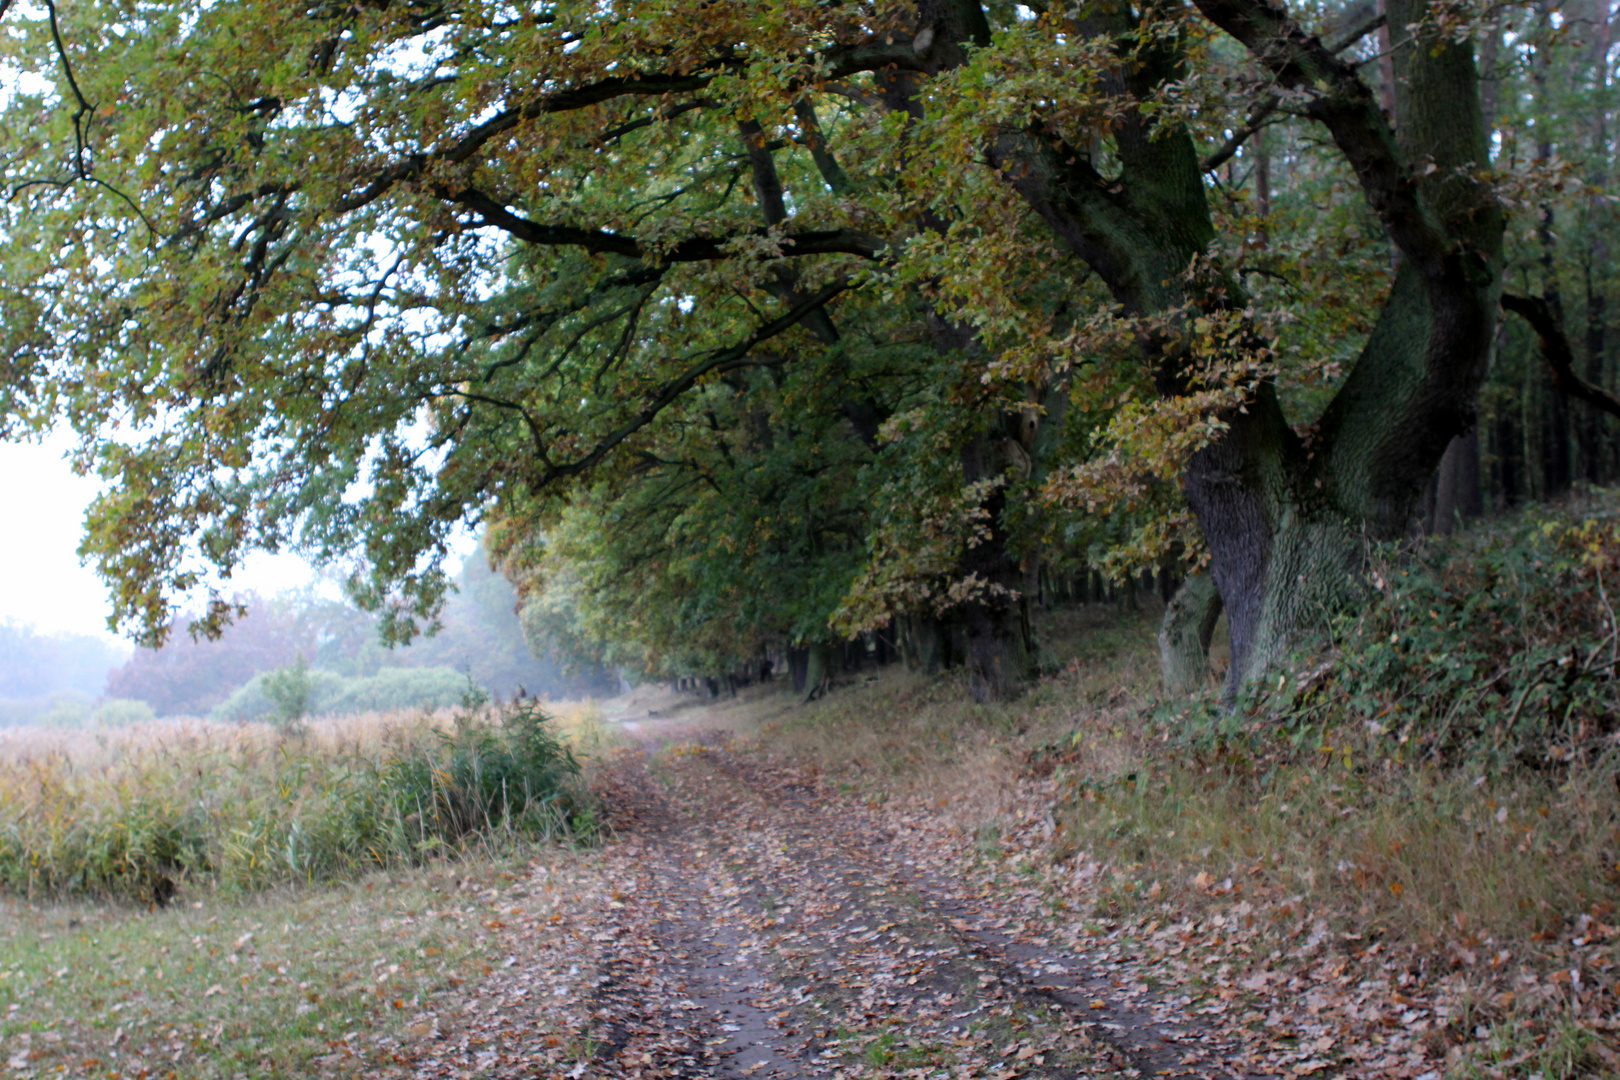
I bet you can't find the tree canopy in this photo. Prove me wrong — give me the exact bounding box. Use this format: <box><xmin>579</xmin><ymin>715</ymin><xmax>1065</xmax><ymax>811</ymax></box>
<box><xmin>0</xmin><ymin>0</ymin><xmax>1604</xmax><ymax>698</ymax></box>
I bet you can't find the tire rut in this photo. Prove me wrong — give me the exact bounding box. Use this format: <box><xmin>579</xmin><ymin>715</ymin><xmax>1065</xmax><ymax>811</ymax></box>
<box><xmin>592</xmin><ymin>728</ymin><xmax>1279</xmax><ymax>1079</ymax></box>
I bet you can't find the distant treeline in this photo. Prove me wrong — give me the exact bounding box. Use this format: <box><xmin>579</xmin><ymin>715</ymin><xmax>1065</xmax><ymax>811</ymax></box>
<box><xmin>1</xmin><ymin>542</ymin><xmax>619</xmax><ymax>726</ymax></box>
<box><xmin>0</xmin><ymin>622</ymin><xmax>128</xmax><ymax>701</ymax></box>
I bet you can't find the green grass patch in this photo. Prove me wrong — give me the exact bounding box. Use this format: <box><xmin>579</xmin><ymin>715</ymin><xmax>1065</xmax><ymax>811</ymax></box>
<box><xmin>0</xmin><ymin>852</ymin><xmax>577</xmax><ymax>1079</ymax></box>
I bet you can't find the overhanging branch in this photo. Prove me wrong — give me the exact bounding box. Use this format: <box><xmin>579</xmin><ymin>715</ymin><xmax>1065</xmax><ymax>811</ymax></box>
<box><xmin>451</xmin><ymin>186</ymin><xmax>885</xmax><ymax>262</ymax></box>
<box><xmin>41</xmin><ymin>0</ymin><xmax>160</xmax><ymax>235</ymax></box>
<box><xmin>333</xmin><ymin>39</ymin><xmax>923</xmax><ymax>215</ymax></box>
<box><xmin>1188</xmin><ymin>0</ymin><xmax>1453</xmax><ymax>280</ymax></box>
<box><xmin>1203</xmin><ymin>96</ymin><xmax>1281</xmax><ymax>173</ymax></box>
<box><xmin>532</xmin><ymin>278</ymin><xmax>852</xmax><ymax>489</ymax></box>
<box><xmin>1502</xmin><ymin>292</ymin><xmax>1620</xmax><ymax>419</ymax></box>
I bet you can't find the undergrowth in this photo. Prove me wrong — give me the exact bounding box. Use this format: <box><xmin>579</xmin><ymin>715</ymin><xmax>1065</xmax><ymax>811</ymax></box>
<box><xmin>1043</xmin><ymin>501</ymin><xmax>1620</xmax><ymax>1077</ymax></box>
<box><xmin>1241</xmin><ymin>504</ymin><xmax>1620</xmax><ymax>771</ymax></box>
<box><xmin>1090</xmin><ymin>501</ymin><xmax>1620</xmax><ymax>941</ymax></box>
<box><xmin>747</xmin><ymin>499</ymin><xmax>1620</xmax><ymax>1077</ymax></box>
<box><xmin>0</xmin><ymin>700</ymin><xmax>595</xmax><ymax>904</ymax></box>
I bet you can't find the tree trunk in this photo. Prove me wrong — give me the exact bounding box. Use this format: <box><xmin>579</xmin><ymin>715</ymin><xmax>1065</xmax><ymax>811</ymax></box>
<box><xmin>957</xmin><ymin>433</ymin><xmax>1038</xmax><ymax>703</ymax></box>
<box><xmin>976</xmin><ymin>0</ymin><xmax>1502</xmax><ymax>696</ymax></box>
<box><xmin>1493</xmin><ymin>406</ymin><xmax>1522</xmax><ymax>508</ymax></box>
<box><xmin>1583</xmin><ymin>273</ymin><xmax>1609</xmax><ymax>483</ymax></box>
<box><xmin>1158</xmin><ymin>572</ymin><xmax>1224</xmax><ymax>696</ymax></box>
<box><xmin>802</xmin><ymin>642</ymin><xmax>835</xmax><ymax>703</ymax></box>
<box><xmin>788</xmin><ymin>647</ymin><xmax>809</xmax><ymax>694</ymax></box>
<box><xmin>898</xmin><ymin>614</ymin><xmax>946</xmax><ymax>675</ymax></box>
<box><xmin>1541</xmin><ymin>362</ymin><xmax>1574</xmax><ymax>497</ymax></box>
<box><xmin>1431</xmin><ymin>431</ymin><xmax>1481</xmax><ymax>534</ymax></box>
<box><xmin>1579</xmin><ymin>0</ymin><xmax>1613</xmax><ymax>484</ymax></box>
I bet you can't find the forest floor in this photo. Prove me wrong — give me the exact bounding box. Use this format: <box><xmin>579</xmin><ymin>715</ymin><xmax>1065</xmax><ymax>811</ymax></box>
<box><xmin>6</xmin><ymin>600</ymin><xmax>1615</xmax><ymax>1080</ymax></box>
<box><xmin>373</xmin><ymin>710</ymin><xmax>1266</xmax><ymax>1080</ymax></box>
<box><xmin>367</xmin><ymin>680</ymin><xmax>1585</xmax><ymax>1080</ymax></box>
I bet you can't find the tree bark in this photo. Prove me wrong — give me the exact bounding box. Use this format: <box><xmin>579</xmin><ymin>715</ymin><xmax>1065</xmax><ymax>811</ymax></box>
<box><xmin>1159</xmin><ymin>572</ymin><xmax>1224</xmax><ymax>695</ymax></box>
<box><xmin>788</xmin><ymin>647</ymin><xmax>809</xmax><ymax>694</ymax></box>
<box><xmin>987</xmin><ymin>0</ymin><xmax>1502</xmax><ymax>696</ymax></box>
<box><xmin>802</xmin><ymin>642</ymin><xmax>838</xmax><ymax>703</ymax></box>
<box><xmin>1578</xmin><ymin>0</ymin><xmax>1614</xmax><ymax>483</ymax></box>
<box><xmin>1431</xmin><ymin>431</ymin><xmax>1481</xmax><ymax>534</ymax></box>
<box><xmin>957</xmin><ymin>433</ymin><xmax>1038</xmax><ymax>703</ymax></box>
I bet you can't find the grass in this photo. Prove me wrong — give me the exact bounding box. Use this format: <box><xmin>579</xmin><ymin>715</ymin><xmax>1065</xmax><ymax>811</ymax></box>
<box><xmin>0</xmin><ymin>850</ymin><xmax>602</xmax><ymax>1079</ymax></box>
<box><xmin>732</xmin><ymin>603</ymin><xmax>1164</xmax><ymax>832</ymax></box>
<box><xmin>727</xmin><ymin>551</ymin><xmax>1620</xmax><ymax>1077</ymax></box>
<box><xmin>1048</xmin><ymin>728</ymin><xmax>1620</xmax><ymax>945</ymax></box>
<box><xmin>0</xmin><ymin>700</ymin><xmax>600</xmax><ymax>904</ymax></box>
<box><xmin>0</xmin><ymin>699</ymin><xmax>618</xmax><ymax>1079</ymax></box>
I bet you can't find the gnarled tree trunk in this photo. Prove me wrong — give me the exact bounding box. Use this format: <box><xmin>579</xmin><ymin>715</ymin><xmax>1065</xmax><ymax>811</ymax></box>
<box><xmin>978</xmin><ymin>0</ymin><xmax>1502</xmax><ymax>697</ymax></box>
<box><xmin>1159</xmin><ymin>572</ymin><xmax>1224</xmax><ymax>695</ymax></box>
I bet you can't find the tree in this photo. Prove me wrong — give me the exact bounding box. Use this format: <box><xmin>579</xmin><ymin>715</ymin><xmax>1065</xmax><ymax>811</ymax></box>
<box><xmin>0</xmin><ymin>621</ymin><xmax>127</xmax><ymax>702</ymax></box>
<box><xmin>104</xmin><ymin>594</ymin><xmax>311</xmax><ymax>715</ymax></box>
<box><xmin>260</xmin><ymin>653</ymin><xmax>313</xmax><ymax>734</ymax></box>
<box><xmin>0</xmin><ymin>0</ymin><xmax>1517</xmax><ymax>699</ymax></box>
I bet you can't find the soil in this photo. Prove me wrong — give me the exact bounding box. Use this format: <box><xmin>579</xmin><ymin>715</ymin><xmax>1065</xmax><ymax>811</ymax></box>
<box><xmin>391</xmin><ymin>710</ymin><xmax>1287</xmax><ymax>1079</ymax></box>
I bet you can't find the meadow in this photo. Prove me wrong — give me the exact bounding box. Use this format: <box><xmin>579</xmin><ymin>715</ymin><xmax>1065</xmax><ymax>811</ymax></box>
<box><xmin>0</xmin><ymin>701</ymin><xmax>601</xmax><ymax>904</ymax></box>
<box><xmin>0</xmin><ymin>702</ymin><xmax>619</xmax><ymax>1079</ymax></box>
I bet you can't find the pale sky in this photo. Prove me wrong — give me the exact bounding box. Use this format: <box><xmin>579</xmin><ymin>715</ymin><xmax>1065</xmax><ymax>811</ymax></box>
<box><xmin>0</xmin><ymin>428</ymin><xmax>468</xmax><ymax>644</ymax></box>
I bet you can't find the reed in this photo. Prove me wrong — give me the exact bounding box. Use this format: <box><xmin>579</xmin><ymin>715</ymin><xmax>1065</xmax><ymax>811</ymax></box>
<box><xmin>0</xmin><ymin>699</ymin><xmax>595</xmax><ymax>903</ymax></box>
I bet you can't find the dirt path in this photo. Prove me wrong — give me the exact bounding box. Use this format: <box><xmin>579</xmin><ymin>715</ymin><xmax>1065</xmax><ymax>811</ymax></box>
<box><xmin>567</xmin><ymin>719</ymin><xmax>1280</xmax><ymax>1080</ymax></box>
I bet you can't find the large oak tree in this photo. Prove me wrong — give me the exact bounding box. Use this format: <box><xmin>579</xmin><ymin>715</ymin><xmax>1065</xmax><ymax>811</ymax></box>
<box><xmin>0</xmin><ymin>0</ymin><xmax>1504</xmax><ymax>697</ymax></box>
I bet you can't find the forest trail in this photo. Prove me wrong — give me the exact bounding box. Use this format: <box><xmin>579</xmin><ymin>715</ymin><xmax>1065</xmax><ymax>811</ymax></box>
<box><xmin>558</xmin><ymin>709</ymin><xmax>1280</xmax><ymax>1080</ymax></box>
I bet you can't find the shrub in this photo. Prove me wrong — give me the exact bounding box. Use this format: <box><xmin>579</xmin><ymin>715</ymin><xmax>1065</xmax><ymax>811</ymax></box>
<box><xmin>212</xmin><ymin>665</ymin><xmax>476</xmax><ymax>723</ymax></box>
<box><xmin>260</xmin><ymin>655</ymin><xmax>314</xmax><ymax>733</ymax></box>
<box><xmin>1229</xmin><ymin>504</ymin><xmax>1620</xmax><ymax>772</ymax></box>
<box><xmin>378</xmin><ymin>699</ymin><xmax>586</xmax><ymax>849</ymax></box>
<box><xmin>212</xmin><ymin>668</ymin><xmax>345</xmax><ymax>723</ymax></box>
<box><xmin>92</xmin><ymin>698</ymin><xmax>157</xmax><ymax>727</ymax></box>
<box><xmin>323</xmin><ymin>666</ymin><xmax>472</xmax><ymax>715</ymax></box>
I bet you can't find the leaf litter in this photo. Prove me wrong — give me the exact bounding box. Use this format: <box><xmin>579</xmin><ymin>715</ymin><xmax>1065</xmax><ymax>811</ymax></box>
<box><xmin>378</xmin><ymin>721</ymin><xmax>1274</xmax><ymax>1079</ymax></box>
<box><xmin>365</xmin><ymin>713</ymin><xmax>1616</xmax><ymax>1080</ymax></box>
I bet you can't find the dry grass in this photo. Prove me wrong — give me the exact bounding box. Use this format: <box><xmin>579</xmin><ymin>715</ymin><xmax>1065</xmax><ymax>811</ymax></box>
<box><xmin>710</xmin><ymin>605</ymin><xmax>1163</xmax><ymax>835</ymax></box>
<box><xmin>0</xmin><ymin>699</ymin><xmax>617</xmax><ymax>769</ymax></box>
<box><xmin>0</xmin><ymin>848</ymin><xmax>606</xmax><ymax>1079</ymax></box>
<box><xmin>1051</xmin><ymin>724</ymin><xmax>1620</xmax><ymax>942</ymax></box>
<box><xmin>0</xmin><ymin>701</ymin><xmax>605</xmax><ymax>903</ymax></box>
<box><xmin>0</xmin><ymin>701</ymin><xmax>618</xmax><ymax>1079</ymax></box>
<box><xmin>725</xmin><ymin>601</ymin><xmax>1619</xmax><ymax>1078</ymax></box>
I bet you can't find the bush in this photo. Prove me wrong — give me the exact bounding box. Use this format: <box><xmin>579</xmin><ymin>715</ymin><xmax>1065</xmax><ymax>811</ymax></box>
<box><xmin>1213</xmin><ymin>500</ymin><xmax>1620</xmax><ymax>772</ymax></box>
<box><xmin>323</xmin><ymin>666</ymin><xmax>472</xmax><ymax>715</ymax></box>
<box><xmin>212</xmin><ymin>668</ymin><xmax>345</xmax><ymax>723</ymax></box>
<box><xmin>212</xmin><ymin>665</ymin><xmax>477</xmax><ymax>723</ymax></box>
<box><xmin>92</xmin><ymin>698</ymin><xmax>157</xmax><ymax>727</ymax></box>
<box><xmin>261</xmin><ymin>655</ymin><xmax>314</xmax><ymax>733</ymax></box>
<box><xmin>378</xmin><ymin>699</ymin><xmax>586</xmax><ymax>849</ymax></box>
<box><xmin>0</xmin><ymin>693</ymin><xmax>97</xmax><ymax>728</ymax></box>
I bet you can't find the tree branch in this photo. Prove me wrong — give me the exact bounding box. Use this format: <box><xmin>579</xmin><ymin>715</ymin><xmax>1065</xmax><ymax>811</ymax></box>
<box><xmin>1203</xmin><ymin>96</ymin><xmax>1281</xmax><ymax>173</ymax></box>
<box><xmin>1502</xmin><ymin>292</ymin><xmax>1620</xmax><ymax>419</ymax></box>
<box><xmin>533</xmin><ymin>279</ymin><xmax>851</xmax><ymax>489</ymax></box>
<box><xmin>792</xmin><ymin>98</ymin><xmax>852</xmax><ymax>196</ymax></box>
<box><xmin>333</xmin><ymin>40</ymin><xmax>923</xmax><ymax>214</ymax></box>
<box><xmin>1328</xmin><ymin>9</ymin><xmax>1386</xmax><ymax>53</ymax></box>
<box><xmin>450</xmin><ymin>186</ymin><xmax>885</xmax><ymax>262</ymax></box>
<box><xmin>41</xmin><ymin>0</ymin><xmax>160</xmax><ymax>235</ymax></box>
<box><xmin>1188</xmin><ymin>0</ymin><xmax>1454</xmax><ymax>280</ymax></box>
